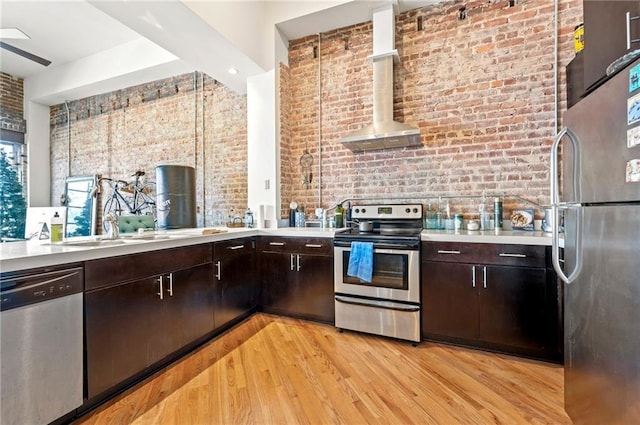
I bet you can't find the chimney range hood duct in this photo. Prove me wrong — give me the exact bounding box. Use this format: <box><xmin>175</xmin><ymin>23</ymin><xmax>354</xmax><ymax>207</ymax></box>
<box><xmin>341</xmin><ymin>3</ymin><xmax>421</xmax><ymax>153</ymax></box>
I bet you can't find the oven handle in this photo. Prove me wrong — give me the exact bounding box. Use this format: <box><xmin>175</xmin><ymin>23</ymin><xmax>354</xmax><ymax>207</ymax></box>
<box><xmin>333</xmin><ymin>241</ymin><xmax>419</xmax><ymax>250</ymax></box>
<box><xmin>335</xmin><ymin>295</ymin><xmax>420</xmax><ymax>312</ymax></box>
<box><xmin>335</xmin><ymin>247</ymin><xmax>416</xmax><ymax>256</ymax></box>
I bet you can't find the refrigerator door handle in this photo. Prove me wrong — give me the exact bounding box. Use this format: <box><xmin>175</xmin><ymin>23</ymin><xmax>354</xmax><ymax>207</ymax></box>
<box><xmin>552</xmin><ymin>204</ymin><xmax>583</xmax><ymax>284</ymax></box>
<box><xmin>550</xmin><ymin>127</ymin><xmax>580</xmax><ymax>205</ymax></box>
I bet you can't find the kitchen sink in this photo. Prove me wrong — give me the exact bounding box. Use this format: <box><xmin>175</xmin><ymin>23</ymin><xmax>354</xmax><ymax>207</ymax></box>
<box><xmin>61</xmin><ymin>239</ymin><xmax>129</xmax><ymax>247</ymax></box>
<box><xmin>119</xmin><ymin>233</ymin><xmax>182</xmax><ymax>241</ymax></box>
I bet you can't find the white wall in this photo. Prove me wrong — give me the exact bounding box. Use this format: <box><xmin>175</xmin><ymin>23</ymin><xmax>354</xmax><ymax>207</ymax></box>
<box><xmin>247</xmin><ymin>70</ymin><xmax>279</xmax><ymax>228</ymax></box>
<box><xmin>24</xmin><ymin>101</ymin><xmax>51</xmax><ymax>206</ymax></box>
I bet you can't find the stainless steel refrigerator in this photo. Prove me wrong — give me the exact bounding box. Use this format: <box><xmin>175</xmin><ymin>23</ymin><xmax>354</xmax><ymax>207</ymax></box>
<box><xmin>551</xmin><ymin>58</ymin><xmax>640</xmax><ymax>424</ymax></box>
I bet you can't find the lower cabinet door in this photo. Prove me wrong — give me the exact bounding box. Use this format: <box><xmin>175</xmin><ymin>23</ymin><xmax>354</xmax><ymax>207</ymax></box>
<box><xmin>169</xmin><ymin>263</ymin><xmax>215</xmax><ymax>347</ymax></box>
<box><xmin>479</xmin><ymin>265</ymin><xmax>548</xmax><ymax>350</ymax></box>
<box><xmin>260</xmin><ymin>251</ymin><xmax>294</xmax><ymax>314</ymax></box>
<box><xmin>295</xmin><ymin>254</ymin><xmax>334</xmax><ymax>323</ymax></box>
<box><xmin>422</xmin><ymin>261</ymin><xmax>479</xmax><ymax>340</ymax></box>
<box><xmin>85</xmin><ymin>278</ymin><xmax>168</xmax><ymax>399</ymax></box>
<box><xmin>215</xmin><ymin>240</ymin><xmax>256</xmax><ymax>329</ymax></box>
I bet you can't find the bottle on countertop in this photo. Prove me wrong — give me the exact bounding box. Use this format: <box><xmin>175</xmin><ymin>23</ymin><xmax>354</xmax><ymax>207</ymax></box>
<box><xmin>494</xmin><ymin>197</ymin><xmax>503</xmax><ymax>229</ymax></box>
<box><xmin>425</xmin><ymin>203</ymin><xmax>437</xmax><ymax>229</ymax></box>
<box><xmin>50</xmin><ymin>211</ymin><xmax>63</xmax><ymax>243</ymax></box>
<box><xmin>345</xmin><ymin>201</ymin><xmax>352</xmax><ymax>225</ymax></box>
<box><xmin>335</xmin><ymin>203</ymin><xmax>344</xmax><ymax>228</ymax></box>
<box><xmin>244</xmin><ymin>208</ymin><xmax>253</xmax><ymax>228</ymax></box>
<box><xmin>289</xmin><ymin>202</ymin><xmax>297</xmax><ymax>227</ymax></box>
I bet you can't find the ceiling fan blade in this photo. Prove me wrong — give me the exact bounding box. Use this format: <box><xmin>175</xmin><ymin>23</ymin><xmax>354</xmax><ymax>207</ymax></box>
<box><xmin>0</xmin><ymin>41</ymin><xmax>51</xmax><ymax>66</ymax></box>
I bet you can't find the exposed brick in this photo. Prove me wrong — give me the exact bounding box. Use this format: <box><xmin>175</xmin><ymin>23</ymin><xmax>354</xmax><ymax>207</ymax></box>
<box><xmin>281</xmin><ymin>0</ymin><xmax>582</xmax><ymax>218</ymax></box>
<box><xmin>49</xmin><ymin>73</ymin><xmax>247</xmax><ymax>229</ymax></box>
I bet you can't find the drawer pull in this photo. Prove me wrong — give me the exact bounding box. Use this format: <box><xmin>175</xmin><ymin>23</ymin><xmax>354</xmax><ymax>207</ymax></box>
<box><xmin>228</xmin><ymin>245</ymin><xmax>245</xmax><ymax>250</ymax></box>
<box><xmin>483</xmin><ymin>266</ymin><xmax>487</xmax><ymax>289</ymax></box>
<box><xmin>498</xmin><ymin>253</ymin><xmax>527</xmax><ymax>258</ymax></box>
<box><xmin>472</xmin><ymin>266</ymin><xmax>476</xmax><ymax>288</ymax></box>
<box><xmin>269</xmin><ymin>242</ymin><xmax>285</xmax><ymax>246</ymax></box>
<box><xmin>437</xmin><ymin>250</ymin><xmax>461</xmax><ymax>255</ymax></box>
<box><xmin>305</xmin><ymin>244</ymin><xmax>323</xmax><ymax>248</ymax></box>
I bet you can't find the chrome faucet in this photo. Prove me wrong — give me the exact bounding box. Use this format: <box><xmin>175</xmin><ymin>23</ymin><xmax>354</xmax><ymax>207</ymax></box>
<box><xmin>103</xmin><ymin>213</ymin><xmax>119</xmax><ymax>240</ymax></box>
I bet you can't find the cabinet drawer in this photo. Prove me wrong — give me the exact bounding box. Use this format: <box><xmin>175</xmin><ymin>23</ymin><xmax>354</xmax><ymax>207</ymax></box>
<box><xmin>422</xmin><ymin>242</ymin><xmax>546</xmax><ymax>268</ymax></box>
<box><xmin>258</xmin><ymin>237</ymin><xmax>294</xmax><ymax>253</ymax></box>
<box><xmin>86</xmin><ymin>244</ymin><xmax>212</xmax><ymax>291</ymax></box>
<box><xmin>258</xmin><ymin>237</ymin><xmax>333</xmax><ymax>256</ymax></box>
<box><xmin>296</xmin><ymin>238</ymin><xmax>333</xmax><ymax>256</ymax></box>
<box><xmin>215</xmin><ymin>237</ymin><xmax>255</xmax><ymax>256</ymax></box>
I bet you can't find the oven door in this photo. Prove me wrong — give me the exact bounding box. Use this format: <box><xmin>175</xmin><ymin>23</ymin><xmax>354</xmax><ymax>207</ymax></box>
<box><xmin>334</xmin><ymin>244</ymin><xmax>419</xmax><ymax>303</ymax></box>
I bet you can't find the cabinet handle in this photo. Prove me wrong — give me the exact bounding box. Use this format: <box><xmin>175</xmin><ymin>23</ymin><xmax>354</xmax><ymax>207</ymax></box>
<box><xmin>472</xmin><ymin>266</ymin><xmax>476</xmax><ymax>288</ymax></box>
<box><xmin>290</xmin><ymin>254</ymin><xmax>295</xmax><ymax>271</ymax></box>
<box><xmin>483</xmin><ymin>266</ymin><xmax>487</xmax><ymax>289</ymax></box>
<box><xmin>215</xmin><ymin>260</ymin><xmax>221</xmax><ymax>281</ymax></box>
<box><xmin>228</xmin><ymin>245</ymin><xmax>245</xmax><ymax>250</ymax></box>
<box><xmin>305</xmin><ymin>244</ymin><xmax>323</xmax><ymax>248</ymax></box>
<box><xmin>167</xmin><ymin>273</ymin><xmax>173</xmax><ymax>297</ymax></box>
<box><xmin>498</xmin><ymin>253</ymin><xmax>527</xmax><ymax>258</ymax></box>
<box><xmin>269</xmin><ymin>242</ymin><xmax>285</xmax><ymax>246</ymax></box>
<box><xmin>297</xmin><ymin>254</ymin><xmax>301</xmax><ymax>272</ymax></box>
<box><xmin>437</xmin><ymin>250</ymin><xmax>461</xmax><ymax>255</ymax></box>
<box><xmin>157</xmin><ymin>275</ymin><xmax>164</xmax><ymax>300</ymax></box>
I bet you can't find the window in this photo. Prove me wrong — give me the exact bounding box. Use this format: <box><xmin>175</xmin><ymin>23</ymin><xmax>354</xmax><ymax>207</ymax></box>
<box><xmin>0</xmin><ymin>133</ymin><xmax>27</xmax><ymax>240</ymax></box>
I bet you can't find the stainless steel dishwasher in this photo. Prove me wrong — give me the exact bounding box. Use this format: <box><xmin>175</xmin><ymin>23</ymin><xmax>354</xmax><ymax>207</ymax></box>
<box><xmin>1</xmin><ymin>265</ymin><xmax>84</xmax><ymax>425</ymax></box>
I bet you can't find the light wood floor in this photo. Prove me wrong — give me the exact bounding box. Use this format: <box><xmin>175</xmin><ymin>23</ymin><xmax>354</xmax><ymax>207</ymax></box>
<box><xmin>74</xmin><ymin>313</ymin><xmax>572</xmax><ymax>424</ymax></box>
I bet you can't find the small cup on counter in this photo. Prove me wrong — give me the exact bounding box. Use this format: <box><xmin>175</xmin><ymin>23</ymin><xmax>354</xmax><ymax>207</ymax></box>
<box><xmin>454</xmin><ymin>214</ymin><xmax>464</xmax><ymax>231</ymax></box>
<box><xmin>480</xmin><ymin>212</ymin><xmax>492</xmax><ymax>230</ymax></box>
<box><xmin>467</xmin><ymin>220</ymin><xmax>480</xmax><ymax>231</ymax></box>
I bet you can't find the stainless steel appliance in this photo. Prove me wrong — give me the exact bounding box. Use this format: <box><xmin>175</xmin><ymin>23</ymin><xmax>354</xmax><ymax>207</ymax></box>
<box><xmin>334</xmin><ymin>203</ymin><xmax>422</xmax><ymax>343</ymax></box>
<box><xmin>551</xmin><ymin>58</ymin><xmax>640</xmax><ymax>424</ymax></box>
<box><xmin>1</xmin><ymin>265</ymin><xmax>84</xmax><ymax>425</ymax></box>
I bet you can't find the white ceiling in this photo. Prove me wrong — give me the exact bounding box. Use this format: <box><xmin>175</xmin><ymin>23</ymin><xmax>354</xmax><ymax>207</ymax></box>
<box><xmin>0</xmin><ymin>0</ymin><xmax>440</xmax><ymax>103</ymax></box>
<box><xmin>0</xmin><ymin>1</ymin><xmax>140</xmax><ymax>79</ymax></box>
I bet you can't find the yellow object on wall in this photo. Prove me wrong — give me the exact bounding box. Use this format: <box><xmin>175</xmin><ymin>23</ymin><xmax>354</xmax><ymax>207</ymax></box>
<box><xmin>574</xmin><ymin>24</ymin><xmax>584</xmax><ymax>53</ymax></box>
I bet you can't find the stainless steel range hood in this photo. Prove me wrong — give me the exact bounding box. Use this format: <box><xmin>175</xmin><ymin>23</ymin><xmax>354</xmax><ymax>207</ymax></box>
<box><xmin>341</xmin><ymin>3</ymin><xmax>421</xmax><ymax>153</ymax></box>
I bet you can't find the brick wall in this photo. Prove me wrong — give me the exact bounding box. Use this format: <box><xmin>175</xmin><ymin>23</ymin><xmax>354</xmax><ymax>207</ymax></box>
<box><xmin>281</xmin><ymin>0</ymin><xmax>583</xmax><ymax>219</ymax></box>
<box><xmin>0</xmin><ymin>72</ymin><xmax>26</xmax><ymax>132</ymax></box>
<box><xmin>50</xmin><ymin>72</ymin><xmax>248</xmax><ymax>228</ymax></box>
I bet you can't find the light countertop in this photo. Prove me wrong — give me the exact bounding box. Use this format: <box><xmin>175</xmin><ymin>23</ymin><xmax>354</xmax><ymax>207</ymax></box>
<box><xmin>1</xmin><ymin>226</ymin><xmax>556</xmax><ymax>273</ymax></box>
<box><xmin>0</xmin><ymin>227</ymin><xmax>336</xmax><ymax>273</ymax></box>
<box><xmin>421</xmin><ymin>229</ymin><xmax>552</xmax><ymax>246</ymax></box>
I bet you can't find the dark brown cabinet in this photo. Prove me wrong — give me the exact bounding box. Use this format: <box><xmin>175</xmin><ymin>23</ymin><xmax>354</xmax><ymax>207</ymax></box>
<box><xmin>84</xmin><ymin>244</ymin><xmax>214</xmax><ymax>399</ymax></box>
<box><xmin>259</xmin><ymin>236</ymin><xmax>334</xmax><ymax>323</ymax></box>
<box><xmin>213</xmin><ymin>237</ymin><xmax>257</xmax><ymax>329</ymax></box>
<box><xmin>583</xmin><ymin>1</ymin><xmax>640</xmax><ymax>91</ymax></box>
<box><xmin>421</xmin><ymin>242</ymin><xmax>560</xmax><ymax>361</ymax></box>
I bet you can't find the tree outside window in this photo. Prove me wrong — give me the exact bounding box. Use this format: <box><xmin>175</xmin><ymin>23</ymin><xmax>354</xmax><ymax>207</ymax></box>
<box><xmin>0</xmin><ymin>144</ymin><xmax>27</xmax><ymax>240</ymax></box>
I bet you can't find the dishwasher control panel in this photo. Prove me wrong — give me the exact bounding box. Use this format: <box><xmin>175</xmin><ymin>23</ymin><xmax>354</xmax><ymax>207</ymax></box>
<box><xmin>0</xmin><ymin>266</ymin><xmax>84</xmax><ymax>311</ymax></box>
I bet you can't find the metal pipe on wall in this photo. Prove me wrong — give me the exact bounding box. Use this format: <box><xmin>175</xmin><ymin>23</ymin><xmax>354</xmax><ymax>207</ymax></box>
<box><xmin>193</xmin><ymin>71</ymin><xmax>200</xmax><ymax>226</ymax></box>
<box><xmin>554</xmin><ymin>0</ymin><xmax>558</xmax><ymax>134</ymax></box>
<box><xmin>193</xmin><ymin>71</ymin><xmax>198</xmax><ymax>171</ymax></box>
<box><xmin>201</xmin><ymin>72</ymin><xmax>206</xmax><ymax>227</ymax></box>
<box><xmin>64</xmin><ymin>101</ymin><xmax>70</xmax><ymax>176</ymax></box>
<box><xmin>317</xmin><ymin>33</ymin><xmax>322</xmax><ymax>208</ymax></box>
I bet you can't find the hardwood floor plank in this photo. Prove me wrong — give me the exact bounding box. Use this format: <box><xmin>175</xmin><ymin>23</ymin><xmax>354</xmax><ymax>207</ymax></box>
<box><xmin>74</xmin><ymin>314</ymin><xmax>571</xmax><ymax>425</ymax></box>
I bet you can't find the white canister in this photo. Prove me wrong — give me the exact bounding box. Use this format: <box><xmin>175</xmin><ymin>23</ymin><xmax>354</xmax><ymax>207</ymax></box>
<box><xmin>256</xmin><ymin>205</ymin><xmax>265</xmax><ymax>229</ymax></box>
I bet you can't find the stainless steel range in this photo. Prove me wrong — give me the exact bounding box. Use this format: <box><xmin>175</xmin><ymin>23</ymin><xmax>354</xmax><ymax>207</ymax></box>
<box><xmin>333</xmin><ymin>203</ymin><xmax>422</xmax><ymax>343</ymax></box>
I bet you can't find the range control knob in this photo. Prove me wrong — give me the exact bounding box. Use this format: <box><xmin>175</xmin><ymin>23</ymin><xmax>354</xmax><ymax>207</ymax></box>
<box><xmin>413</xmin><ymin>208</ymin><xmax>418</xmax><ymax>213</ymax></box>
<box><xmin>405</xmin><ymin>208</ymin><xmax>410</xmax><ymax>213</ymax></box>
<box><xmin>361</xmin><ymin>208</ymin><xmax>366</xmax><ymax>214</ymax></box>
<box><xmin>354</xmin><ymin>208</ymin><xmax>360</xmax><ymax>214</ymax></box>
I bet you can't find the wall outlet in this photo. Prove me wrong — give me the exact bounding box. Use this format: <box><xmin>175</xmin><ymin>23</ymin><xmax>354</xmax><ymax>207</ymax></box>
<box><xmin>264</xmin><ymin>179</ymin><xmax>270</xmax><ymax>190</ymax></box>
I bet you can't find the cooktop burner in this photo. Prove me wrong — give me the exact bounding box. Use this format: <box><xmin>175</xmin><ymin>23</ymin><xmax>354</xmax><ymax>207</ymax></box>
<box><xmin>334</xmin><ymin>203</ymin><xmax>423</xmax><ymax>243</ymax></box>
